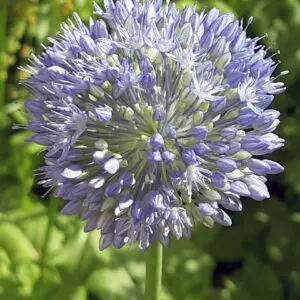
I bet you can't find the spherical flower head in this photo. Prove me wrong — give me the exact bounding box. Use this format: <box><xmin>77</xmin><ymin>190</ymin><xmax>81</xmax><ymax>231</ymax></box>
<box><xmin>23</xmin><ymin>0</ymin><xmax>286</xmax><ymax>251</ymax></box>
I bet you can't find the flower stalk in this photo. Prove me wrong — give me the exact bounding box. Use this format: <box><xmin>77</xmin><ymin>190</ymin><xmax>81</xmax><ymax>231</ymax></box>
<box><xmin>145</xmin><ymin>241</ymin><xmax>163</xmax><ymax>300</ymax></box>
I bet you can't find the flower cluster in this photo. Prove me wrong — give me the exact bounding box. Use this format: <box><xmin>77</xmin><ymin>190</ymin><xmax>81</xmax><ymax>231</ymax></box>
<box><xmin>24</xmin><ymin>0</ymin><xmax>286</xmax><ymax>250</ymax></box>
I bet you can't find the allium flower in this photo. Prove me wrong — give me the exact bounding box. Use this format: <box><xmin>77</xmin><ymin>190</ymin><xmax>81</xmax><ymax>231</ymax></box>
<box><xmin>24</xmin><ymin>0</ymin><xmax>286</xmax><ymax>250</ymax></box>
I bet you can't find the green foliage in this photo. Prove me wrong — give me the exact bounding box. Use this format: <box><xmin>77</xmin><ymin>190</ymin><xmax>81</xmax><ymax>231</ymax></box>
<box><xmin>1</xmin><ymin>0</ymin><xmax>300</xmax><ymax>299</ymax></box>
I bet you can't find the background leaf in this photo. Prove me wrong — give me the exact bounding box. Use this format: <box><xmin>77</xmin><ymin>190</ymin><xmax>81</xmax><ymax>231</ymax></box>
<box><xmin>1</xmin><ymin>0</ymin><xmax>300</xmax><ymax>299</ymax></box>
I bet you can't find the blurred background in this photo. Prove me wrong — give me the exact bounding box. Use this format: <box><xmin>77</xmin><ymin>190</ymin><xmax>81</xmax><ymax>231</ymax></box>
<box><xmin>1</xmin><ymin>0</ymin><xmax>300</xmax><ymax>299</ymax></box>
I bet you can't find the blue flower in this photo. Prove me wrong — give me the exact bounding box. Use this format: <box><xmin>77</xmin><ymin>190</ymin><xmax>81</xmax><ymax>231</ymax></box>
<box><xmin>24</xmin><ymin>0</ymin><xmax>286</xmax><ymax>250</ymax></box>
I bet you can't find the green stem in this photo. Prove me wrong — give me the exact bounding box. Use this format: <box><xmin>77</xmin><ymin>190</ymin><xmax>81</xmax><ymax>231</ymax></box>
<box><xmin>41</xmin><ymin>197</ymin><xmax>59</xmax><ymax>271</ymax></box>
<box><xmin>51</xmin><ymin>0</ymin><xmax>63</xmax><ymax>31</ymax></box>
<box><xmin>145</xmin><ymin>241</ymin><xmax>163</xmax><ymax>300</ymax></box>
